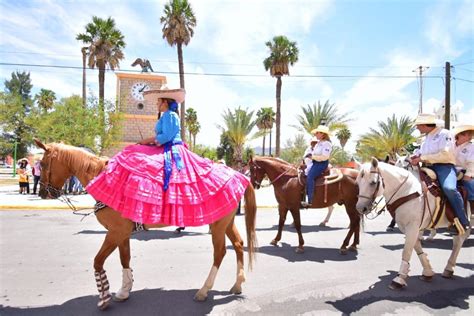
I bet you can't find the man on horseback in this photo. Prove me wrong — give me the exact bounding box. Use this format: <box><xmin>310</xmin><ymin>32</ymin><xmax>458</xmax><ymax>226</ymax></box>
<box><xmin>301</xmin><ymin>125</ymin><xmax>332</xmax><ymax>208</ymax></box>
<box><xmin>453</xmin><ymin>124</ymin><xmax>474</xmax><ymax>219</ymax></box>
<box><xmin>410</xmin><ymin>113</ymin><xmax>470</xmax><ymax>234</ymax></box>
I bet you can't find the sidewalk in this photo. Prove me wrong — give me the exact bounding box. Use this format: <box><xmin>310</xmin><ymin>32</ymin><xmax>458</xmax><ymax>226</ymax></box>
<box><xmin>0</xmin><ymin>183</ymin><xmax>279</xmax><ymax>210</ymax></box>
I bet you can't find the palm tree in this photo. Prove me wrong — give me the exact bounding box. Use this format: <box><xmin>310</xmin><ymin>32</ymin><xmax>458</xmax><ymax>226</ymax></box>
<box><xmin>76</xmin><ymin>16</ymin><xmax>126</xmax><ymax>117</ymax></box>
<box><xmin>185</xmin><ymin>107</ymin><xmax>197</xmax><ymax>144</ymax></box>
<box><xmin>189</xmin><ymin>121</ymin><xmax>200</xmax><ymax>149</ymax></box>
<box><xmin>336</xmin><ymin>127</ymin><xmax>351</xmax><ymax>150</ymax></box>
<box><xmin>294</xmin><ymin>100</ymin><xmax>351</xmax><ymax>134</ymax></box>
<box><xmin>255</xmin><ymin>107</ymin><xmax>275</xmax><ymax>155</ymax></box>
<box><xmin>35</xmin><ymin>89</ymin><xmax>56</xmax><ymax>113</ymax></box>
<box><xmin>218</xmin><ymin>107</ymin><xmax>256</xmax><ymax>165</ymax></box>
<box><xmin>81</xmin><ymin>47</ymin><xmax>88</xmax><ymax>107</ymax></box>
<box><xmin>160</xmin><ymin>0</ymin><xmax>197</xmax><ymax>140</ymax></box>
<box><xmin>263</xmin><ymin>35</ymin><xmax>299</xmax><ymax>157</ymax></box>
<box><xmin>356</xmin><ymin>115</ymin><xmax>416</xmax><ymax>161</ymax></box>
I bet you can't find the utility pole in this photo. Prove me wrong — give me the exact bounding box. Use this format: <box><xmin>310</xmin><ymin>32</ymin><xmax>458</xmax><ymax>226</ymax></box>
<box><xmin>413</xmin><ymin>65</ymin><xmax>429</xmax><ymax>113</ymax></box>
<box><xmin>445</xmin><ymin>61</ymin><xmax>451</xmax><ymax>129</ymax></box>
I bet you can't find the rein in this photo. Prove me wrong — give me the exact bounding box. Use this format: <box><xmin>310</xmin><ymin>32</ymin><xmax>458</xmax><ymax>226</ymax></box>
<box><xmin>251</xmin><ymin>161</ymin><xmax>297</xmax><ymax>188</ymax></box>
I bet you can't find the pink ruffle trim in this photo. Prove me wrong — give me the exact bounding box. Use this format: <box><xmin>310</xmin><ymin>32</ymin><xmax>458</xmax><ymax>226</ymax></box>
<box><xmin>86</xmin><ymin>144</ymin><xmax>249</xmax><ymax>226</ymax></box>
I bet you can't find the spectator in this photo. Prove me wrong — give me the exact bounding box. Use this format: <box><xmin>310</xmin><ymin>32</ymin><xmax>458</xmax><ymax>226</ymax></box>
<box><xmin>32</xmin><ymin>158</ymin><xmax>42</xmax><ymax>195</ymax></box>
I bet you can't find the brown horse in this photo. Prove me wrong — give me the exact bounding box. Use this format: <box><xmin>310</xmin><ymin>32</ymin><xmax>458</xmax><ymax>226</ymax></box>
<box><xmin>34</xmin><ymin>140</ymin><xmax>257</xmax><ymax>310</ymax></box>
<box><xmin>249</xmin><ymin>156</ymin><xmax>360</xmax><ymax>254</ymax></box>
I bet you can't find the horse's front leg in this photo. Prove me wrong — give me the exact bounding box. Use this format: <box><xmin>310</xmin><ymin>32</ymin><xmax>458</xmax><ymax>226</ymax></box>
<box><xmin>195</xmin><ymin>213</ymin><xmax>233</xmax><ymax>301</ymax></box>
<box><xmin>390</xmin><ymin>224</ymin><xmax>419</xmax><ymax>290</ymax></box>
<box><xmin>442</xmin><ymin>228</ymin><xmax>470</xmax><ymax>278</ymax></box>
<box><xmin>414</xmin><ymin>234</ymin><xmax>435</xmax><ymax>281</ymax></box>
<box><xmin>270</xmin><ymin>205</ymin><xmax>288</xmax><ymax>246</ymax></box>
<box><xmin>114</xmin><ymin>238</ymin><xmax>134</xmax><ymax>302</ymax></box>
<box><xmin>290</xmin><ymin>208</ymin><xmax>304</xmax><ymax>253</ymax></box>
<box><xmin>225</xmin><ymin>221</ymin><xmax>245</xmax><ymax>295</ymax></box>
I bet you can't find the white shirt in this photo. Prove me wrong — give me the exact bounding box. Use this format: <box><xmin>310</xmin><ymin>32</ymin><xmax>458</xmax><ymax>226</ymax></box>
<box><xmin>311</xmin><ymin>140</ymin><xmax>332</xmax><ymax>162</ymax></box>
<box><xmin>414</xmin><ymin>127</ymin><xmax>456</xmax><ymax>164</ymax></box>
<box><xmin>455</xmin><ymin>141</ymin><xmax>474</xmax><ymax>177</ymax></box>
<box><xmin>303</xmin><ymin>145</ymin><xmax>315</xmax><ymax>175</ymax></box>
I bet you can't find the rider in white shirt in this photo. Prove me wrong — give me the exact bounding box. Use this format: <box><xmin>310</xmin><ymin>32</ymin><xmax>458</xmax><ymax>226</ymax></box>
<box><xmin>453</xmin><ymin>124</ymin><xmax>474</xmax><ymax>217</ymax></box>
<box><xmin>301</xmin><ymin>125</ymin><xmax>332</xmax><ymax>208</ymax></box>
<box><xmin>410</xmin><ymin>113</ymin><xmax>469</xmax><ymax>233</ymax></box>
<box><xmin>303</xmin><ymin>136</ymin><xmax>318</xmax><ymax>176</ymax></box>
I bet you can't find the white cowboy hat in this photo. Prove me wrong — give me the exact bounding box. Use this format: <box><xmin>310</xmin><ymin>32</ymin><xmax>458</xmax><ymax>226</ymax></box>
<box><xmin>311</xmin><ymin>125</ymin><xmax>331</xmax><ymax>136</ymax></box>
<box><xmin>414</xmin><ymin>113</ymin><xmax>437</xmax><ymax>125</ymax></box>
<box><xmin>452</xmin><ymin>124</ymin><xmax>474</xmax><ymax>136</ymax></box>
<box><xmin>143</xmin><ymin>87</ymin><xmax>185</xmax><ymax>104</ymax></box>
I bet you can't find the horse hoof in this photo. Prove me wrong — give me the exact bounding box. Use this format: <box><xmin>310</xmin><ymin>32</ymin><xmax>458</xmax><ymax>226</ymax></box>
<box><xmin>229</xmin><ymin>285</ymin><xmax>242</xmax><ymax>295</ymax></box>
<box><xmin>295</xmin><ymin>246</ymin><xmax>304</xmax><ymax>254</ymax></box>
<box><xmin>270</xmin><ymin>240</ymin><xmax>278</xmax><ymax>246</ymax></box>
<box><xmin>388</xmin><ymin>281</ymin><xmax>404</xmax><ymax>290</ymax></box>
<box><xmin>319</xmin><ymin>222</ymin><xmax>327</xmax><ymax>227</ymax></box>
<box><xmin>113</xmin><ymin>295</ymin><xmax>129</xmax><ymax>302</ymax></box>
<box><xmin>442</xmin><ymin>269</ymin><xmax>454</xmax><ymax>279</ymax></box>
<box><xmin>193</xmin><ymin>292</ymin><xmax>208</xmax><ymax>302</ymax></box>
<box><xmin>97</xmin><ymin>297</ymin><xmax>111</xmax><ymax>310</ymax></box>
<box><xmin>419</xmin><ymin>275</ymin><xmax>433</xmax><ymax>282</ymax></box>
<box><xmin>339</xmin><ymin>248</ymin><xmax>348</xmax><ymax>255</ymax></box>
<box><xmin>348</xmin><ymin>245</ymin><xmax>358</xmax><ymax>253</ymax></box>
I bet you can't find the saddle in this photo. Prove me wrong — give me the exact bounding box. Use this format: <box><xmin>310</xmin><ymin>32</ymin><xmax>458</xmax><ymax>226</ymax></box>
<box><xmin>419</xmin><ymin>167</ymin><xmax>468</xmax><ymax>232</ymax></box>
<box><xmin>298</xmin><ymin>165</ymin><xmax>344</xmax><ymax>203</ymax></box>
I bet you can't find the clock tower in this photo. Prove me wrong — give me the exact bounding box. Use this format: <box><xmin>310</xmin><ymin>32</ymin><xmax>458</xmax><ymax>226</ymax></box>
<box><xmin>106</xmin><ymin>72</ymin><xmax>167</xmax><ymax>156</ymax></box>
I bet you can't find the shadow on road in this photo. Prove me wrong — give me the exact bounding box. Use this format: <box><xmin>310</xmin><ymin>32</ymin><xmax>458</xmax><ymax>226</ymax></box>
<box><xmin>75</xmin><ymin>229</ymin><xmax>206</xmax><ymax>241</ymax></box>
<box><xmin>326</xmin><ymin>271</ymin><xmax>474</xmax><ymax>314</ymax></box>
<box><xmin>0</xmin><ymin>288</ymin><xmax>243</xmax><ymax>316</ymax></box>
<box><xmin>258</xmin><ymin>242</ymin><xmax>358</xmax><ymax>263</ymax></box>
<box><xmin>256</xmin><ymin>224</ymin><xmax>343</xmax><ymax>233</ymax></box>
<box><xmin>382</xmin><ymin>237</ymin><xmax>474</xmax><ymax>251</ymax></box>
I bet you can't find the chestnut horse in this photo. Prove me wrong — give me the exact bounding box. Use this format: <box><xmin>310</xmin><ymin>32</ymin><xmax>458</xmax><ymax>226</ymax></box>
<box><xmin>34</xmin><ymin>140</ymin><xmax>257</xmax><ymax>310</ymax></box>
<box><xmin>249</xmin><ymin>156</ymin><xmax>360</xmax><ymax>254</ymax></box>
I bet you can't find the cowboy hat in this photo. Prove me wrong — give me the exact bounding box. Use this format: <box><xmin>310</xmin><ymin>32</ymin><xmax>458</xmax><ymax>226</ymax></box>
<box><xmin>311</xmin><ymin>125</ymin><xmax>331</xmax><ymax>136</ymax></box>
<box><xmin>143</xmin><ymin>87</ymin><xmax>185</xmax><ymax>104</ymax></box>
<box><xmin>452</xmin><ymin>124</ymin><xmax>474</xmax><ymax>136</ymax></box>
<box><xmin>414</xmin><ymin>113</ymin><xmax>437</xmax><ymax>125</ymax></box>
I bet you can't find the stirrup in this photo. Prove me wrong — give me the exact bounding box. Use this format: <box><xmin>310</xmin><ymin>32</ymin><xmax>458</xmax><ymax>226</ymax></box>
<box><xmin>301</xmin><ymin>201</ymin><xmax>311</xmax><ymax>208</ymax></box>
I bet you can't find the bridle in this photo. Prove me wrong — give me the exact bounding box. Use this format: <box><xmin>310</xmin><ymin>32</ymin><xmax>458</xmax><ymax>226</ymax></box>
<box><xmin>357</xmin><ymin>168</ymin><xmax>385</xmax><ymax>216</ymax></box>
<box><xmin>249</xmin><ymin>160</ymin><xmax>298</xmax><ymax>188</ymax></box>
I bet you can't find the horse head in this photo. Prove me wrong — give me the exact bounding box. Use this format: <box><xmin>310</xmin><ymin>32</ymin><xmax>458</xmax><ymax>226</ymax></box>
<box><xmin>34</xmin><ymin>139</ymin><xmax>72</xmax><ymax>199</ymax></box>
<box><xmin>355</xmin><ymin>157</ymin><xmax>385</xmax><ymax>215</ymax></box>
<box><xmin>248</xmin><ymin>156</ymin><xmax>267</xmax><ymax>189</ymax></box>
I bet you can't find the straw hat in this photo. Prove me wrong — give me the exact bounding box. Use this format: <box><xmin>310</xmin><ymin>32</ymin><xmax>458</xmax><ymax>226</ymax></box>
<box><xmin>311</xmin><ymin>125</ymin><xmax>331</xmax><ymax>136</ymax></box>
<box><xmin>414</xmin><ymin>113</ymin><xmax>437</xmax><ymax>125</ymax></box>
<box><xmin>452</xmin><ymin>124</ymin><xmax>474</xmax><ymax>136</ymax></box>
<box><xmin>143</xmin><ymin>87</ymin><xmax>185</xmax><ymax>104</ymax></box>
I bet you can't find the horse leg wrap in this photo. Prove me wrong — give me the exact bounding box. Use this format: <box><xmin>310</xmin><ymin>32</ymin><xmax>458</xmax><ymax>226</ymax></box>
<box><xmin>115</xmin><ymin>268</ymin><xmax>134</xmax><ymax>301</ymax></box>
<box><xmin>418</xmin><ymin>253</ymin><xmax>434</xmax><ymax>277</ymax></box>
<box><xmin>393</xmin><ymin>260</ymin><xmax>410</xmax><ymax>287</ymax></box>
<box><xmin>95</xmin><ymin>270</ymin><xmax>112</xmax><ymax>309</ymax></box>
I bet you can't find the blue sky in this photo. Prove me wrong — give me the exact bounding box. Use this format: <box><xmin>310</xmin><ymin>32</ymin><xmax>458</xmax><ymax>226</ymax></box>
<box><xmin>1</xmin><ymin>0</ymin><xmax>473</xmax><ymax>153</ymax></box>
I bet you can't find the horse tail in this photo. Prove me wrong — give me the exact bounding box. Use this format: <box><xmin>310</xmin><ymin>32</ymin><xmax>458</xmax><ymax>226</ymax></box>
<box><xmin>244</xmin><ymin>183</ymin><xmax>258</xmax><ymax>270</ymax></box>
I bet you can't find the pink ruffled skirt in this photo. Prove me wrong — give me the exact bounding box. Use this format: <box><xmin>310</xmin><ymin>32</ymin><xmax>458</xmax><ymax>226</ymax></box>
<box><xmin>86</xmin><ymin>144</ymin><xmax>249</xmax><ymax>226</ymax></box>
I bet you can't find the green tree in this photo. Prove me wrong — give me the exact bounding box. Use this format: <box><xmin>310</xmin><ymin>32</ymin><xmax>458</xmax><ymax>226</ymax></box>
<box><xmin>161</xmin><ymin>0</ymin><xmax>196</xmax><ymax>140</ymax></box>
<box><xmin>2</xmin><ymin>71</ymin><xmax>34</xmax><ymax>158</ymax></box>
<box><xmin>280</xmin><ymin>134</ymin><xmax>307</xmax><ymax>164</ymax></box>
<box><xmin>330</xmin><ymin>146</ymin><xmax>351</xmax><ymax>167</ymax></box>
<box><xmin>218</xmin><ymin>107</ymin><xmax>255</xmax><ymax>165</ymax></box>
<box><xmin>192</xmin><ymin>144</ymin><xmax>217</xmax><ymax>160</ymax></box>
<box><xmin>336</xmin><ymin>127</ymin><xmax>351</xmax><ymax>150</ymax></box>
<box><xmin>356</xmin><ymin>115</ymin><xmax>417</xmax><ymax>161</ymax></box>
<box><xmin>185</xmin><ymin>107</ymin><xmax>200</xmax><ymax>148</ymax></box>
<box><xmin>294</xmin><ymin>100</ymin><xmax>350</xmax><ymax>134</ymax></box>
<box><xmin>216</xmin><ymin>131</ymin><xmax>234</xmax><ymax>166</ymax></box>
<box><xmin>34</xmin><ymin>89</ymin><xmax>56</xmax><ymax>113</ymax></box>
<box><xmin>255</xmin><ymin>106</ymin><xmax>275</xmax><ymax>156</ymax></box>
<box><xmin>263</xmin><ymin>35</ymin><xmax>299</xmax><ymax>157</ymax></box>
<box><xmin>76</xmin><ymin>16</ymin><xmax>126</xmax><ymax>116</ymax></box>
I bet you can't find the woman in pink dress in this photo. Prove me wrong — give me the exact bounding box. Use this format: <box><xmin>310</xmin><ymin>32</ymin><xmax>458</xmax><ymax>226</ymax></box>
<box><xmin>86</xmin><ymin>88</ymin><xmax>250</xmax><ymax>227</ymax></box>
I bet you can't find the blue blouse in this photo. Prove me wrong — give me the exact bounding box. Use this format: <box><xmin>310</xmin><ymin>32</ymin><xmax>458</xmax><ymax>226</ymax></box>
<box><xmin>155</xmin><ymin>110</ymin><xmax>182</xmax><ymax>144</ymax></box>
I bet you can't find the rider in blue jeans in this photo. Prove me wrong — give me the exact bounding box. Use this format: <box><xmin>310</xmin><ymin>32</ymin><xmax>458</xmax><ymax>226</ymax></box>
<box><xmin>301</xmin><ymin>125</ymin><xmax>332</xmax><ymax>208</ymax></box>
<box><xmin>411</xmin><ymin>114</ymin><xmax>469</xmax><ymax>234</ymax></box>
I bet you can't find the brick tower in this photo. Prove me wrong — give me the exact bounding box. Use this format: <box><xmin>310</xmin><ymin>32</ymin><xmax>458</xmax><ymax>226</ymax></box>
<box><xmin>104</xmin><ymin>72</ymin><xmax>167</xmax><ymax>156</ymax></box>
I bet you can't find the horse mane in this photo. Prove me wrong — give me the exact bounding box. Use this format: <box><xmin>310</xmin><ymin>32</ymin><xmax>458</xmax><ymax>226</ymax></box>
<box><xmin>255</xmin><ymin>156</ymin><xmax>291</xmax><ymax>166</ymax></box>
<box><xmin>50</xmin><ymin>143</ymin><xmax>108</xmax><ymax>180</ymax></box>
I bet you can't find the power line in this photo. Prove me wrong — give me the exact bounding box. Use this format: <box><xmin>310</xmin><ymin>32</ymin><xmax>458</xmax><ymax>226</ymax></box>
<box><xmin>0</xmin><ymin>62</ymin><xmax>444</xmax><ymax>79</ymax></box>
<box><xmin>453</xmin><ymin>60</ymin><xmax>474</xmax><ymax>66</ymax></box>
<box><xmin>412</xmin><ymin>65</ymin><xmax>429</xmax><ymax>114</ymax></box>
<box><xmin>453</xmin><ymin>77</ymin><xmax>474</xmax><ymax>83</ymax></box>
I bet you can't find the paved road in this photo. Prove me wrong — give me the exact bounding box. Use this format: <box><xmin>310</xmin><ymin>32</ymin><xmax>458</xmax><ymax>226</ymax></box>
<box><xmin>0</xmin><ymin>207</ymin><xmax>473</xmax><ymax>315</ymax></box>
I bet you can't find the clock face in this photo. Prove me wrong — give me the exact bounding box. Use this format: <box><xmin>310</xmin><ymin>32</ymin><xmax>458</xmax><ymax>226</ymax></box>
<box><xmin>131</xmin><ymin>82</ymin><xmax>150</xmax><ymax>101</ymax></box>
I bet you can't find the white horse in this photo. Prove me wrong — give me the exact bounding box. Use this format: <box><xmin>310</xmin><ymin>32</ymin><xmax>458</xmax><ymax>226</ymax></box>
<box><xmin>394</xmin><ymin>154</ymin><xmax>437</xmax><ymax>240</ymax></box>
<box><xmin>356</xmin><ymin>158</ymin><xmax>471</xmax><ymax>290</ymax></box>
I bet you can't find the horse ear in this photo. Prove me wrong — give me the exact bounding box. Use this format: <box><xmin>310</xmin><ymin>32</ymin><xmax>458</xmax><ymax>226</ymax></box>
<box><xmin>34</xmin><ymin>138</ymin><xmax>48</xmax><ymax>151</ymax></box>
<box><xmin>371</xmin><ymin>157</ymin><xmax>378</xmax><ymax>168</ymax></box>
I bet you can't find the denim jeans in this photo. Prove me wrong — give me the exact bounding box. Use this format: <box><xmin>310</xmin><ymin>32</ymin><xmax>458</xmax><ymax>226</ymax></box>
<box><xmin>462</xmin><ymin>179</ymin><xmax>474</xmax><ymax>201</ymax></box>
<box><xmin>306</xmin><ymin>160</ymin><xmax>329</xmax><ymax>203</ymax></box>
<box><xmin>431</xmin><ymin>164</ymin><xmax>469</xmax><ymax>226</ymax></box>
